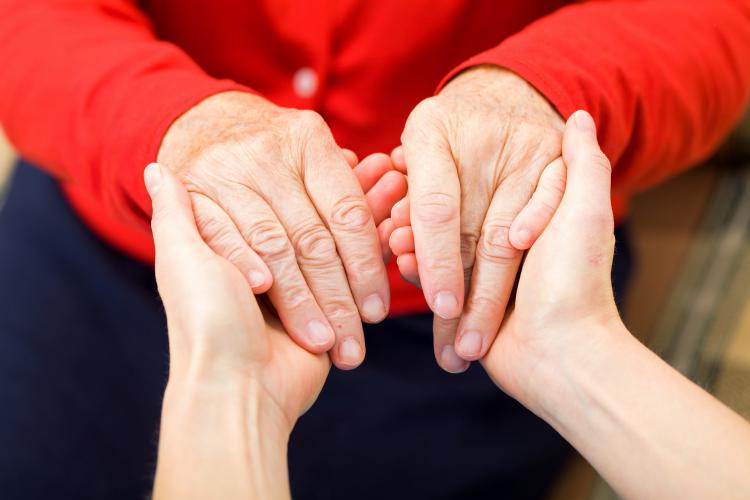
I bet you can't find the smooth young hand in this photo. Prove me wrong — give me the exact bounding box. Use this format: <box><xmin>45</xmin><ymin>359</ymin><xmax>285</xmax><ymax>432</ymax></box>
<box><xmin>479</xmin><ymin>110</ymin><xmax>621</xmax><ymax>409</ymax></box>
<box><xmin>147</xmin><ymin>163</ymin><xmax>329</xmax><ymax>500</ymax></box>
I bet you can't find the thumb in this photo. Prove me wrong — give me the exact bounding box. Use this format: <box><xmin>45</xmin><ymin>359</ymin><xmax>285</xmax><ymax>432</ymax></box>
<box><xmin>558</xmin><ymin>110</ymin><xmax>614</xmax><ymax>240</ymax></box>
<box><xmin>145</xmin><ymin>162</ymin><xmax>206</xmax><ymax>257</ymax></box>
<box><xmin>145</xmin><ymin>162</ymin><xmax>214</xmax><ymax>303</ymax></box>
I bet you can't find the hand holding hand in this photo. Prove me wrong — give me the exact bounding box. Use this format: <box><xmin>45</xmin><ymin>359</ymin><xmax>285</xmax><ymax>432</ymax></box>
<box><xmin>158</xmin><ymin>91</ymin><xmax>405</xmax><ymax>369</ymax></box>
<box><xmin>390</xmin><ymin>66</ymin><xmax>565</xmax><ymax>371</ymax></box>
<box><xmin>147</xmin><ymin>163</ymin><xmax>329</xmax><ymax>499</ymax></box>
<box><xmin>480</xmin><ymin>110</ymin><xmax>621</xmax><ymax>411</ymax></box>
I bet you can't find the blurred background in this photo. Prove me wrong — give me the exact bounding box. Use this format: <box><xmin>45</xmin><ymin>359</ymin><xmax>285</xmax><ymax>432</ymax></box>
<box><xmin>1</xmin><ymin>113</ymin><xmax>749</xmax><ymax>498</ymax></box>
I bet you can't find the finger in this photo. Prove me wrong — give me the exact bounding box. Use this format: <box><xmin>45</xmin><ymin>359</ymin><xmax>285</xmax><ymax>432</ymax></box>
<box><xmin>454</xmin><ymin>177</ymin><xmax>530</xmax><ymax>361</ymax></box>
<box><xmin>190</xmin><ymin>193</ymin><xmax>273</xmax><ymax>293</ymax></box>
<box><xmin>146</xmin><ymin>163</ymin><xmax>205</xmax><ymax>257</ymax></box>
<box><xmin>341</xmin><ymin>148</ymin><xmax>359</xmax><ymax>168</ymax></box>
<box><xmin>390</xmin><ymin>196</ymin><xmax>410</xmax><ymax>227</ymax></box>
<box><xmin>389</xmin><ymin>225</ymin><xmax>414</xmax><ymax>256</ymax></box>
<box><xmin>401</xmin><ymin>133</ymin><xmax>463</xmax><ymax>320</ymax></box>
<box><xmin>396</xmin><ymin>253</ymin><xmax>420</xmax><ymax>287</ymax></box>
<box><xmin>366</xmin><ymin>170</ymin><xmax>408</xmax><ymax>225</ymax></box>
<box><xmin>352</xmin><ymin>152</ymin><xmax>392</xmax><ymax>192</ymax></box>
<box><xmin>146</xmin><ymin>163</ymin><xmax>232</xmax><ymax>313</ymax></box>
<box><xmin>377</xmin><ymin>219</ymin><xmax>395</xmax><ymax>262</ymax></box>
<box><xmin>390</xmin><ymin>145</ymin><xmax>407</xmax><ymax>174</ymax></box>
<box><xmin>256</xmin><ymin>185</ymin><xmax>367</xmax><ymax>369</ymax></box>
<box><xmin>561</xmin><ymin>110</ymin><xmax>613</xmax><ymax>227</ymax></box>
<box><xmin>261</xmin><ymin>177</ymin><xmax>372</xmax><ymax>369</ymax></box>
<box><xmin>216</xmin><ymin>187</ymin><xmax>338</xmax><ymax>354</ymax></box>
<box><xmin>146</xmin><ymin>164</ymin><xmax>270</xmax><ymax>369</ymax></box>
<box><xmin>304</xmin><ymin>148</ymin><xmax>391</xmax><ymax>328</ymax></box>
<box><xmin>509</xmin><ymin>157</ymin><xmax>566</xmax><ymax>250</ymax></box>
<box><xmin>434</xmin><ymin>316</ymin><xmax>469</xmax><ymax>373</ymax></box>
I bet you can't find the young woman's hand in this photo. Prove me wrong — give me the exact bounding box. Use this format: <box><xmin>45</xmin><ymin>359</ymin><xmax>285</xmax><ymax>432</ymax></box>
<box><xmin>479</xmin><ymin>110</ymin><xmax>622</xmax><ymax>411</ymax></box>
<box><xmin>147</xmin><ymin>162</ymin><xmax>329</xmax><ymax>500</ymax></box>
<box><xmin>483</xmin><ymin>111</ymin><xmax>750</xmax><ymax>500</ymax></box>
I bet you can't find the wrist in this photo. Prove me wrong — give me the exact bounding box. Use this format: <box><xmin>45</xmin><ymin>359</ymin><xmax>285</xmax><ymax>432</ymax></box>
<box><xmin>156</xmin><ymin>376</ymin><xmax>292</xmax><ymax>499</ymax></box>
<box><xmin>440</xmin><ymin>64</ymin><xmax>564</xmax><ymax>128</ymax></box>
<box><xmin>515</xmin><ymin>316</ymin><xmax>632</xmax><ymax>419</ymax></box>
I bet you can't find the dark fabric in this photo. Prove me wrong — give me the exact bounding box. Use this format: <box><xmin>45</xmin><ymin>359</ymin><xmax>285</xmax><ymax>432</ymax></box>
<box><xmin>0</xmin><ymin>161</ymin><xmax>632</xmax><ymax>499</ymax></box>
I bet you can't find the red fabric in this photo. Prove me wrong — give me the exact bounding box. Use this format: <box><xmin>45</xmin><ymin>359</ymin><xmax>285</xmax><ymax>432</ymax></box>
<box><xmin>1</xmin><ymin>1</ymin><xmax>749</xmax><ymax>316</ymax></box>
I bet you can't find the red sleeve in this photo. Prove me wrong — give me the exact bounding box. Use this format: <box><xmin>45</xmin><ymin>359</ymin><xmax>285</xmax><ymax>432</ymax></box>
<box><xmin>439</xmin><ymin>0</ymin><xmax>750</xmax><ymax>199</ymax></box>
<box><xmin>0</xmin><ymin>0</ymin><xmax>250</xmax><ymax>226</ymax></box>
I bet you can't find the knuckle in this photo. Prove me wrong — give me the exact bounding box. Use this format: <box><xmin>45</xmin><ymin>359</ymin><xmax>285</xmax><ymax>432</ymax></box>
<box><xmin>590</xmin><ymin>209</ymin><xmax>615</xmax><ymax>235</ymax></box>
<box><xmin>291</xmin><ymin>224</ymin><xmax>338</xmax><ymax>264</ymax></box>
<box><xmin>221</xmin><ymin>242</ymin><xmax>248</xmax><ymax>266</ymax></box>
<box><xmin>320</xmin><ymin>299</ymin><xmax>359</xmax><ymax>324</ymax></box>
<box><xmin>293</xmin><ymin>109</ymin><xmax>328</xmax><ymax>135</ymax></box>
<box><xmin>413</xmin><ymin>191</ymin><xmax>459</xmax><ymax>226</ymax></box>
<box><xmin>460</xmin><ymin>231</ymin><xmax>479</xmax><ymax>262</ymax></box>
<box><xmin>540</xmin><ymin>172</ymin><xmax>566</xmax><ymax>206</ymax></box>
<box><xmin>245</xmin><ymin>220</ymin><xmax>291</xmax><ymax>260</ymax></box>
<box><xmin>245</xmin><ymin>129</ymin><xmax>280</xmax><ymax>155</ymax></box>
<box><xmin>477</xmin><ymin>223</ymin><xmax>518</xmax><ymax>263</ymax></box>
<box><xmin>196</xmin><ymin>219</ymin><xmax>246</xmax><ymax>262</ymax></box>
<box><xmin>571</xmin><ymin>206</ymin><xmax>614</xmax><ymax>235</ymax></box>
<box><xmin>533</xmin><ymin>188</ymin><xmax>562</xmax><ymax>217</ymax></box>
<box><xmin>422</xmin><ymin>255</ymin><xmax>458</xmax><ymax>278</ymax></box>
<box><xmin>402</xmin><ymin>97</ymin><xmax>442</xmax><ymax>142</ymax></box>
<box><xmin>330</xmin><ymin>195</ymin><xmax>372</xmax><ymax>232</ymax></box>
<box><xmin>345</xmin><ymin>255</ymin><xmax>381</xmax><ymax>287</ymax></box>
<box><xmin>278</xmin><ymin>284</ymin><xmax>316</xmax><ymax>310</ymax></box>
<box><xmin>194</xmin><ymin>213</ymin><xmax>223</xmax><ymax>240</ymax></box>
<box><xmin>572</xmin><ymin>148</ymin><xmax>611</xmax><ymax>174</ymax></box>
<box><xmin>588</xmin><ymin>150</ymin><xmax>613</xmax><ymax>174</ymax></box>
<box><xmin>466</xmin><ymin>291</ymin><xmax>504</xmax><ymax>315</ymax></box>
<box><xmin>150</xmin><ymin>204</ymin><xmax>172</xmax><ymax>228</ymax></box>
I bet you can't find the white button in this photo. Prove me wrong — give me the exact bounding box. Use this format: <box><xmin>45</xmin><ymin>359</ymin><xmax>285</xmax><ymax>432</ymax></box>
<box><xmin>293</xmin><ymin>67</ymin><xmax>318</xmax><ymax>98</ymax></box>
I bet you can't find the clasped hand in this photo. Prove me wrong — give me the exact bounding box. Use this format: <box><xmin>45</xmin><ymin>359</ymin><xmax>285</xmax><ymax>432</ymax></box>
<box><xmin>150</xmin><ymin>108</ymin><xmax>618</xmax><ymax>454</ymax></box>
<box><xmin>156</xmin><ymin>66</ymin><xmax>565</xmax><ymax>373</ymax></box>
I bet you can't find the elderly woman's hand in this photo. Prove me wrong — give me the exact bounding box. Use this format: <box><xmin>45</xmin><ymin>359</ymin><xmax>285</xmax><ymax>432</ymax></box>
<box><xmin>388</xmin><ymin>66</ymin><xmax>565</xmax><ymax>371</ymax></box>
<box><xmin>158</xmin><ymin>91</ymin><xmax>406</xmax><ymax>369</ymax></box>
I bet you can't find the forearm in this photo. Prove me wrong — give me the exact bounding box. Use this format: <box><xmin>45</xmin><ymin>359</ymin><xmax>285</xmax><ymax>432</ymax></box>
<box><xmin>440</xmin><ymin>0</ymin><xmax>750</xmax><ymax>195</ymax></box>
<box><xmin>536</xmin><ymin>323</ymin><xmax>750</xmax><ymax>500</ymax></box>
<box><xmin>154</xmin><ymin>372</ymin><xmax>291</xmax><ymax>500</ymax></box>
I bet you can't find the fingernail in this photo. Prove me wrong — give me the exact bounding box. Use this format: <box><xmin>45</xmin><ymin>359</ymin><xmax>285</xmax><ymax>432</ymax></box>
<box><xmin>456</xmin><ymin>331</ymin><xmax>483</xmax><ymax>359</ymax></box>
<box><xmin>573</xmin><ymin>110</ymin><xmax>596</xmax><ymax>136</ymax></box>
<box><xmin>248</xmin><ymin>271</ymin><xmax>266</xmax><ymax>288</ymax></box>
<box><xmin>362</xmin><ymin>294</ymin><xmax>386</xmax><ymax>323</ymax></box>
<box><xmin>433</xmin><ymin>291</ymin><xmax>460</xmax><ymax>319</ymax></box>
<box><xmin>441</xmin><ymin>345</ymin><xmax>470</xmax><ymax>374</ymax></box>
<box><xmin>144</xmin><ymin>163</ymin><xmax>162</xmax><ymax>196</ymax></box>
<box><xmin>339</xmin><ymin>338</ymin><xmax>363</xmax><ymax>367</ymax></box>
<box><xmin>306</xmin><ymin>320</ymin><xmax>334</xmax><ymax>347</ymax></box>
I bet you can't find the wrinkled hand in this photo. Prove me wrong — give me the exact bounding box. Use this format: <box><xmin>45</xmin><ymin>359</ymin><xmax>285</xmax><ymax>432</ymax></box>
<box><xmin>481</xmin><ymin>111</ymin><xmax>621</xmax><ymax>410</ymax></box>
<box><xmin>147</xmin><ymin>162</ymin><xmax>330</xmax><ymax>428</ymax></box>
<box><xmin>158</xmin><ymin>91</ymin><xmax>406</xmax><ymax>369</ymax></box>
<box><xmin>390</xmin><ymin>66</ymin><xmax>566</xmax><ymax>372</ymax></box>
<box><xmin>149</xmin><ymin>163</ymin><xmax>329</xmax><ymax>499</ymax></box>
